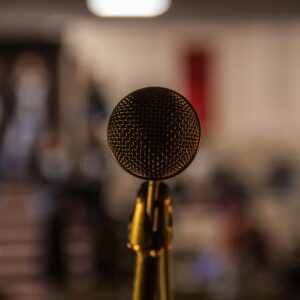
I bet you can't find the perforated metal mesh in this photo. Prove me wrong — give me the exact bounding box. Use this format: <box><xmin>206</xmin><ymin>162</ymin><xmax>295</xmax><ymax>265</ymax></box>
<box><xmin>107</xmin><ymin>87</ymin><xmax>201</xmax><ymax>180</ymax></box>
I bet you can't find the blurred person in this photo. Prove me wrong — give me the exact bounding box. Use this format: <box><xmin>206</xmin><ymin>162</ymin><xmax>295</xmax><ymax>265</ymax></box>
<box><xmin>261</xmin><ymin>159</ymin><xmax>300</xmax><ymax>299</ymax></box>
<box><xmin>253</xmin><ymin>160</ymin><xmax>300</xmax><ymax>263</ymax></box>
<box><xmin>84</xmin><ymin>81</ymin><xmax>137</xmax><ymax>293</ymax></box>
<box><xmin>0</xmin><ymin>52</ymin><xmax>50</xmax><ymax>177</ymax></box>
<box><xmin>208</xmin><ymin>166</ymin><xmax>279</xmax><ymax>300</ymax></box>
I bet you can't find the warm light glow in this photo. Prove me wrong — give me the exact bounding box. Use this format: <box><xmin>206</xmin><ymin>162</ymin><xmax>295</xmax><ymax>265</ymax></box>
<box><xmin>87</xmin><ymin>0</ymin><xmax>172</xmax><ymax>17</ymax></box>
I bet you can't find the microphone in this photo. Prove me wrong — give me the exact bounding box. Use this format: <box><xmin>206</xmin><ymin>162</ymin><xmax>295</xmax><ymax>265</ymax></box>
<box><xmin>108</xmin><ymin>86</ymin><xmax>201</xmax><ymax>180</ymax></box>
<box><xmin>107</xmin><ymin>87</ymin><xmax>201</xmax><ymax>300</ymax></box>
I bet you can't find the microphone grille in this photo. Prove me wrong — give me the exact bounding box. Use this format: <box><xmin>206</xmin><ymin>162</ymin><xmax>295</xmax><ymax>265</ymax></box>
<box><xmin>107</xmin><ymin>87</ymin><xmax>201</xmax><ymax>180</ymax></box>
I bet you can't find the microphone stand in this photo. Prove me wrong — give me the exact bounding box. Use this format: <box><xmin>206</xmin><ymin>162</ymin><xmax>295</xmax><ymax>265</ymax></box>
<box><xmin>128</xmin><ymin>181</ymin><xmax>174</xmax><ymax>300</ymax></box>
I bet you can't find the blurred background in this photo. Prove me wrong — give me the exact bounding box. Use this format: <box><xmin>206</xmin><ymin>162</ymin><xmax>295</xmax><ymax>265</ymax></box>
<box><xmin>0</xmin><ymin>0</ymin><xmax>300</xmax><ymax>299</ymax></box>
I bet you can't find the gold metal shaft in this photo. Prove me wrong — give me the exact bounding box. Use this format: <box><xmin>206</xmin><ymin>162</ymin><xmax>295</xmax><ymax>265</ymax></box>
<box><xmin>159</xmin><ymin>248</ymin><xmax>174</xmax><ymax>300</ymax></box>
<box><xmin>128</xmin><ymin>181</ymin><xmax>173</xmax><ymax>300</ymax></box>
<box><xmin>133</xmin><ymin>252</ymin><xmax>159</xmax><ymax>300</ymax></box>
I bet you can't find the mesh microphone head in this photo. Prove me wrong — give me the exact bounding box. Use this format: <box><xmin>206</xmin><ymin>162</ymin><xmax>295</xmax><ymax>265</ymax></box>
<box><xmin>107</xmin><ymin>87</ymin><xmax>201</xmax><ymax>180</ymax></box>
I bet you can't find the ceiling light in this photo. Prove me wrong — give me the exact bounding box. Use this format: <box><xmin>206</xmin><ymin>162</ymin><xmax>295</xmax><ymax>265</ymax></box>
<box><xmin>87</xmin><ymin>0</ymin><xmax>172</xmax><ymax>17</ymax></box>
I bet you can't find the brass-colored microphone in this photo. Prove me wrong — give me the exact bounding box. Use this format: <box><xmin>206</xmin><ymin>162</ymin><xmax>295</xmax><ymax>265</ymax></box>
<box><xmin>107</xmin><ymin>87</ymin><xmax>201</xmax><ymax>300</ymax></box>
